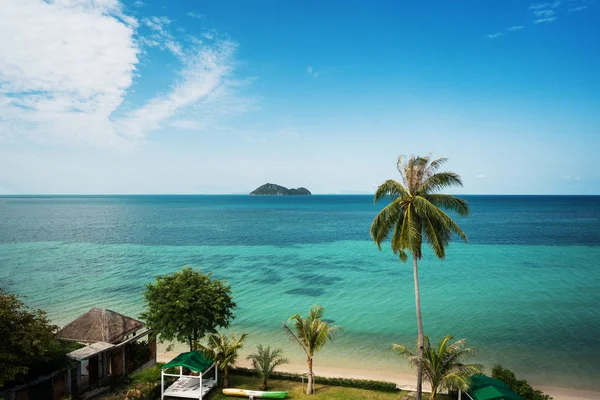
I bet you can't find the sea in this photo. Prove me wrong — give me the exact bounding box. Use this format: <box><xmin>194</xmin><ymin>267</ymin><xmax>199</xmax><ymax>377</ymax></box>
<box><xmin>0</xmin><ymin>195</ymin><xmax>599</xmax><ymax>391</ymax></box>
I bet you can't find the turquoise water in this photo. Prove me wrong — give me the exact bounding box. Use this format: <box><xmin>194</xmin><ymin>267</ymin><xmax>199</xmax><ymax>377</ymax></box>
<box><xmin>0</xmin><ymin>195</ymin><xmax>599</xmax><ymax>390</ymax></box>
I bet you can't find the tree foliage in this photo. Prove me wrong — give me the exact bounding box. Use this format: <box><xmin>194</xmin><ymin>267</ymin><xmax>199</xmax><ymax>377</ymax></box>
<box><xmin>492</xmin><ymin>364</ymin><xmax>553</xmax><ymax>400</ymax></box>
<box><xmin>0</xmin><ymin>289</ymin><xmax>58</xmax><ymax>387</ymax></box>
<box><xmin>371</xmin><ymin>155</ymin><xmax>469</xmax><ymax>261</ymax></box>
<box><xmin>196</xmin><ymin>332</ymin><xmax>247</xmax><ymax>388</ymax></box>
<box><xmin>246</xmin><ymin>345</ymin><xmax>289</xmax><ymax>390</ymax></box>
<box><xmin>282</xmin><ymin>305</ymin><xmax>340</xmax><ymax>395</ymax></box>
<box><xmin>394</xmin><ymin>334</ymin><xmax>483</xmax><ymax>399</ymax></box>
<box><xmin>140</xmin><ymin>267</ymin><xmax>236</xmax><ymax>351</ymax></box>
<box><xmin>370</xmin><ymin>154</ymin><xmax>468</xmax><ymax>400</ymax></box>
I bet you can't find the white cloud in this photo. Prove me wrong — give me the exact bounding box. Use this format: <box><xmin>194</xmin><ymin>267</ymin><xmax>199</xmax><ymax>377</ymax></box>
<box><xmin>533</xmin><ymin>9</ymin><xmax>556</xmax><ymax>17</ymax></box>
<box><xmin>487</xmin><ymin>32</ymin><xmax>505</xmax><ymax>39</ymax></box>
<box><xmin>187</xmin><ymin>11</ymin><xmax>204</xmax><ymax>19</ymax></box>
<box><xmin>529</xmin><ymin>1</ymin><xmax>561</xmax><ymax>9</ymax></box>
<box><xmin>570</xmin><ymin>5</ymin><xmax>588</xmax><ymax>11</ymax></box>
<box><xmin>306</xmin><ymin>65</ymin><xmax>319</xmax><ymax>78</ymax></box>
<box><xmin>506</xmin><ymin>25</ymin><xmax>524</xmax><ymax>31</ymax></box>
<box><xmin>116</xmin><ymin>39</ymin><xmax>251</xmax><ymax>139</ymax></box>
<box><xmin>140</xmin><ymin>16</ymin><xmax>184</xmax><ymax>57</ymax></box>
<box><xmin>0</xmin><ymin>0</ymin><xmax>139</xmax><ymax>145</ymax></box>
<box><xmin>528</xmin><ymin>1</ymin><xmax>564</xmax><ymax>23</ymax></box>
<box><xmin>476</xmin><ymin>174</ymin><xmax>487</xmax><ymax>178</ymax></box>
<box><xmin>529</xmin><ymin>3</ymin><xmax>550</xmax><ymax>9</ymax></box>
<box><xmin>0</xmin><ymin>0</ymin><xmax>252</xmax><ymax>146</ymax></box>
<box><xmin>169</xmin><ymin>119</ymin><xmax>207</xmax><ymax>130</ymax></box>
<box><xmin>534</xmin><ymin>16</ymin><xmax>558</xmax><ymax>23</ymax></box>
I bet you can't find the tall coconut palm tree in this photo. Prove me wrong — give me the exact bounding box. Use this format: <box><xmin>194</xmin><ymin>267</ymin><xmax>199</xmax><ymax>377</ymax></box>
<box><xmin>196</xmin><ymin>332</ymin><xmax>248</xmax><ymax>388</ymax></box>
<box><xmin>282</xmin><ymin>305</ymin><xmax>340</xmax><ymax>395</ymax></box>
<box><xmin>393</xmin><ymin>335</ymin><xmax>483</xmax><ymax>400</ymax></box>
<box><xmin>370</xmin><ymin>154</ymin><xmax>469</xmax><ymax>400</ymax></box>
<box><xmin>246</xmin><ymin>345</ymin><xmax>289</xmax><ymax>390</ymax></box>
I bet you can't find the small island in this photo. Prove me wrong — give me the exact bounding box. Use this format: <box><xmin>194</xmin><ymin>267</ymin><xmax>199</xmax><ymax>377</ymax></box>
<box><xmin>250</xmin><ymin>183</ymin><xmax>312</xmax><ymax>196</ymax></box>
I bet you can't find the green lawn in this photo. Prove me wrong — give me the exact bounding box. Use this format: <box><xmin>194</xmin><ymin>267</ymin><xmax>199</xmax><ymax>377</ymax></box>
<box><xmin>205</xmin><ymin>375</ymin><xmax>446</xmax><ymax>400</ymax></box>
<box><xmin>101</xmin><ymin>374</ymin><xmax>453</xmax><ymax>400</ymax></box>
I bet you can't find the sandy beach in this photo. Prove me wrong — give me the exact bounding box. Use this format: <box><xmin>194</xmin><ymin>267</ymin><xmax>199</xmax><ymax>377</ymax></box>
<box><xmin>157</xmin><ymin>352</ymin><xmax>600</xmax><ymax>400</ymax></box>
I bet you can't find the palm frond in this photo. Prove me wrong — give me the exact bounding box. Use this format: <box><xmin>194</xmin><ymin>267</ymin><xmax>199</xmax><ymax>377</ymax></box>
<box><xmin>424</xmin><ymin>157</ymin><xmax>448</xmax><ymax>176</ymax></box>
<box><xmin>413</xmin><ymin>196</ymin><xmax>467</xmax><ymax>245</ymax></box>
<box><xmin>418</xmin><ymin>172</ymin><xmax>463</xmax><ymax>195</ymax></box>
<box><xmin>373</xmin><ymin>154</ymin><xmax>468</xmax><ymax>260</ymax></box>
<box><xmin>425</xmin><ymin>194</ymin><xmax>469</xmax><ymax>217</ymax></box>
<box><xmin>374</xmin><ymin>180</ymin><xmax>411</xmax><ymax>203</ymax></box>
<box><xmin>196</xmin><ymin>332</ymin><xmax>247</xmax><ymax>372</ymax></box>
<box><xmin>282</xmin><ymin>320</ymin><xmax>309</xmax><ymax>358</ymax></box>
<box><xmin>394</xmin><ymin>335</ymin><xmax>481</xmax><ymax>396</ymax></box>
<box><xmin>370</xmin><ymin>198</ymin><xmax>405</xmax><ymax>249</ymax></box>
<box><xmin>284</xmin><ymin>305</ymin><xmax>339</xmax><ymax>359</ymax></box>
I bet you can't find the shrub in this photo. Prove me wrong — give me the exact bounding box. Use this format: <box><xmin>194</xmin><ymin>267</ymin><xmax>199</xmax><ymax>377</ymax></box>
<box><xmin>129</xmin><ymin>340</ymin><xmax>151</xmax><ymax>369</ymax></box>
<box><xmin>230</xmin><ymin>367</ymin><xmax>398</xmax><ymax>392</ymax></box>
<box><xmin>492</xmin><ymin>365</ymin><xmax>552</xmax><ymax>400</ymax></box>
<box><xmin>131</xmin><ymin>364</ymin><xmax>163</xmax><ymax>398</ymax></box>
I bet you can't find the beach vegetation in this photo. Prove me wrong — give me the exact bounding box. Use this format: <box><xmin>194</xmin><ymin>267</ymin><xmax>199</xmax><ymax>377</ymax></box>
<box><xmin>246</xmin><ymin>344</ymin><xmax>289</xmax><ymax>390</ymax></box>
<box><xmin>196</xmin><ymin>331</ymin><xmax>248</xmax><ymax>388</ymax></box>
<box><xmin>492</xmin><ymin>364</ymin><xmax>553</xmax><ymax>400</ymax></box>
<box><xmin>371</xmin><ymin>154</ymin><xmax>469</xmax><ymax>400</ymax></box>
<box><xmin>393</xmin><ymin>334</ymin><xmax>483</xmax><ymax>399</ymax></box>
<box><xmin>130</xmin><ymin>364</ymin><xmax>162</xmax><ymax>398</ymax></box>
<box><xmin>140</xmin><ymin>266</ymin><xmax>236</xmax><ymax>351</ymax></box>
<box><xmin>282</xmin><ymin>304</ymin><xmax>341</xmax><ymax>395</ymax></box>
<box><xmin>231</xmin><ymin>366</ymin><xmax>398</xmax><ymax>392</ymax></box>
<box><xmin>0</xmin><ymin>289</ymin><xmax>59</xmax><ymax>387</ymax></box>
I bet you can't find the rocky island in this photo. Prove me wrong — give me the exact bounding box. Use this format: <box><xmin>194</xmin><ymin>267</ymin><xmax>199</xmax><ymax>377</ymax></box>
<box><xmin>250</xmin><ymin>183</ymin><xmax>311</xmax><ymax>196</ymax></box>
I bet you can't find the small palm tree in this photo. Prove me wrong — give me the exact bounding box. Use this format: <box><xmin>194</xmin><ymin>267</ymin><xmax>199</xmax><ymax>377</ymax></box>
<box><xmin>282</xmin><ymin>305</ymin><xmax>340</xmax><ymax>395</ymax></box>
<box><xmin>246</xmin><ymin>345</ymin><xmax>289</xmax><ymax>390</ymax></box>
<box><xmin>196</xmin><ymin>332</ymin><xmax>248</xmax><ymax>388</ymax></box>
<box><xmin>371</xmin><ymin>154</ymin><xmax>469</xmax><ymax>400</ymax></box>
<box><xmin>393</xmin><ymin>335</ymin><xmax>483</xmax><ymax>400</ymax></box>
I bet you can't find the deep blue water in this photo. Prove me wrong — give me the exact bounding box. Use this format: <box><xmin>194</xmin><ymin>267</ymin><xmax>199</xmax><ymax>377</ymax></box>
<box><xmin>0</xmin><ymin>195</ymin><xmax>599</xmax><ymax>391</ymax></box>
<box><xmin>2</xmin><ymin>195</ymin><xmax>599</xmax><ymax>246</ymax></box>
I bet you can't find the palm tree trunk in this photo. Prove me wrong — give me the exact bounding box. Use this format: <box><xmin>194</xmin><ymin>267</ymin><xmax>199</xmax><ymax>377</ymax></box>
<box><xmin>306</xmin><ymin>357</ymin><xmax>314</xmax><ymax>395</ymax></box>
<box><xmin>413</xmin><ymin>253</ymin><xmax>424</xmax><ymax>400</ymax></box>
<box><xmin>223</xmin><ymin>367</ymin><xmax>229</xmax><ymax>389</ymax></box>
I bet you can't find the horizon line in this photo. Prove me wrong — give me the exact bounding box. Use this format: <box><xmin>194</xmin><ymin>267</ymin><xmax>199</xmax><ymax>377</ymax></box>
<box><xmin>1</xmin><ymin>193</ymin><xmax>599</xmax><ymax>197</ymax></box>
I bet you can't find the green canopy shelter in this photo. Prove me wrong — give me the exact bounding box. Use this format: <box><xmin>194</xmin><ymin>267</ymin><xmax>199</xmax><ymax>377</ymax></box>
<box><xmin>161</xmin><ymin>351</ymin><xmax>217</xmax><ymax>400</ymax></box>
<box><xmin>463</xmin><ymin>375</ymin><xmax>523</xmax><ymax>400</ymax></box>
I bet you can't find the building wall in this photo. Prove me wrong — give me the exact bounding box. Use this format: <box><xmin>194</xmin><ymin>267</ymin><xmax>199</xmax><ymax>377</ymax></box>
<box><xmin>110</xmin><ymin>348</ymin><xmax>124</xmax><ymax>376</ymax></box>
<box><xmin>52</xmin><ymin>372</ymin><xmax>67</xmax><ymax>400</ymax></box>
<box><xmin>149</xmin><ymin>334</ymin><xmax>157</xmax><ymax>360</ymax></box>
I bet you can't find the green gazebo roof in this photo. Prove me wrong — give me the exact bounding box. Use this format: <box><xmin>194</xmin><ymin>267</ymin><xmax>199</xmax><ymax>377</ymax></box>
<box><xmin>162</xmin><ymin>351</ymin><xmax>214</xmax><ymax>373</ymax></box>
<box><xmin>468</xmin><ymin>375</ymin><xmax>523</xmax><ymax>400</ymax></box>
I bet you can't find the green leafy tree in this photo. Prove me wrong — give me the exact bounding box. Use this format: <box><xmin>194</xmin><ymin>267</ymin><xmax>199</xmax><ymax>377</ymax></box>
<box><xmin>282</xmin><ymin>305</ymin><xmax>340</xmax><ymax>395</ymax></box>
<box><xmin>394</xmin><ymin>335</ymin><xmax>483</xmax><ymax>399</ymax></box>
<box><xmin>140</xmin><ymin>267</ymin><xmax>236</xmax><ymax>351</ymax></box>
<box><xmin>196</xmin><ymin>332</ymin><xmax>247</xmax><ymax>388</ymax></box>
<box><xmin>0</xmin><ymin>289</ymin><xmax>57</xmax><ymax>387</ymax></box>
<box><xmin>492</xmin><ymin>365</ymin><xmax>553</xmax><ymax>400</ymax></box>
<box><xmin>370</xmin><ymin>154</ymin><xmax>468</xmax><ymax>400</ymax></box>
<box><xmin>246</xmin><ymin>345</ymin><xmax>289</xmax><ymax>390</ymax></box>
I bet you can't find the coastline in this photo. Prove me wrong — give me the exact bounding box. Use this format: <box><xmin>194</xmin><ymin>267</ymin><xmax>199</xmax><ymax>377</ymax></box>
<box><xmin>157</xmin><ymin>352</ymin><xmax>600</xmax><ymax>400</ymax></box>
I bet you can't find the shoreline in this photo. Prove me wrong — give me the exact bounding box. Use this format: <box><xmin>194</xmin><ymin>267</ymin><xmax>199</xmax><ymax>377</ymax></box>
<box><xmin>157</xmin><ymin>352</ymin><xmax>600</xmax><ymax>400</ymax></box>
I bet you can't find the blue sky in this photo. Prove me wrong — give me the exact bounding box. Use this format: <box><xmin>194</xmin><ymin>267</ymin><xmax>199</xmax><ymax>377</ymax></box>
<box><xmin>0</xmin><ymin>0</ymin><xmax>598</xmax><ymax>194</ymax></box>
